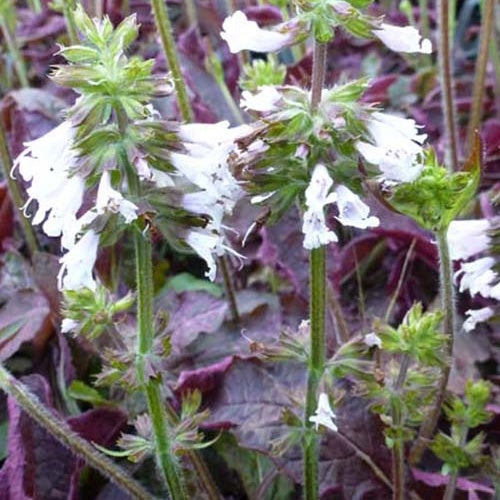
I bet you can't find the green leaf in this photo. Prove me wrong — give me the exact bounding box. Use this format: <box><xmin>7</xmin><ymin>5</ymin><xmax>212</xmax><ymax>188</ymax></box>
<box><xmin>164</xmin><ymin>272</ymin><xmax>223</xmax><ymax>297</ymax></box>
<box><xmin>68</xmin><ymin>380</ymin><xmax>109</xmax><ymax>405</ymax></box>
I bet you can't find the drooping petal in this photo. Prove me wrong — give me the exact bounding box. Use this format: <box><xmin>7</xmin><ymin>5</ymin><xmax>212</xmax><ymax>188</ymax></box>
<box><xmin>309</xmin><ymin>393</ymin><xmax>337</xmax><ymax>432</ymax></box>
<box><xmin>356</xmin><ymin>112</ymin><xmax>426</xmax><ymax>182</ymax></box>
<box><xmin>334</xmin><ymin>185</ymin><xmax>379</xmax><ymax>229</ymax></box>
<box><xmin>373</xmin><ymin>24</ymin><xmax>432</xmax><ymax>54</ymax></box>
<box><xmin>57</xmin><ymin>230</ymin><xmax>100</xmax><ymax>291</ymax></box>
<box><xmin>221</xmin><ymin>10</ymin><xmax>296</xmax><ymax>53</ymax></box>
<box><xmin>463</xmin><ymin>307</ymin><xmax>494</xmax><ymax>332</ymax></box>
<box><xmin>447</xmin><ymin>219</ymin><xmax>491</xmax><ymax>261</ymax></box>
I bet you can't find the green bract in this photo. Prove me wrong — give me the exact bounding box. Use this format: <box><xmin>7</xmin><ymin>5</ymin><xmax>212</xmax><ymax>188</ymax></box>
<box><xmin>239</xmin><ymin>59</ymin><xmax>287</xmax><ymax>92</ymax></box>
<box><xmin>389</xmin><ymin>147</ymin><xmax>480</xmax><ymax>232</ymax></box>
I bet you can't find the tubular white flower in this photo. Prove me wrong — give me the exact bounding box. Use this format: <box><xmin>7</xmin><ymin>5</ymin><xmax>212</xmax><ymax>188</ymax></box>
<box><xmin>373</xmin><ymin>24</ymin><xmax>432</xmax><ymax>54</ymax></box>
<box><xmin>221</xmin><ymin>10</ymin><xmax>296</xmax><ymax>53</ymax></box>
<box><xmin>57</xmin><ymin>230</ymin><xmax>100</xmax><ymax>291</ymax></box>
<box><xmin>463</xmin><ymin>307</ymin><xmax>494</xmax><ymax>332</ymax></box>
<box><xmin>447</xmin><ymin>219</ymin><xmax>491</xmax><ymax>261</ymax></box>
<box><xmin>241</xmin><ymin>86</ymin><xmax>282</xmax><ymax>113</ymax></box>
<box><xmin>302</xmin><ymin>164</ymin><xmax>338</xmax><ymax>250</ymax></box>
<box><xmin>170</xmin><ymin>146</ymin><xmax>243</xmax><ymax>213</ymax></box>
<box><xmin>356</xmin><ymin>112</ymin><xmax>426</xmax><ymax>183</ymax></box>
<box><xmin>455</xmin><ymin>257</ymin><xmax>498</xmax><ymax>299</ymax></box>
<box><xmin>334</xmin><ymin>185</ymin><xmax>379</xmax><ymax>229</ymax></box>
<box><xmin>13</xmin><ymin>121</ymin><xmax>85</xmax><ymax>246</ymax></box>
<box><xmin>96</xmin><ymin>171</ymin><xmax>138</xmax><ymax>223</ymax></box>
<box><xmin>309</xmin><ymin>393</ymin><xmax>337</xmax><ymax>432</ymax></box>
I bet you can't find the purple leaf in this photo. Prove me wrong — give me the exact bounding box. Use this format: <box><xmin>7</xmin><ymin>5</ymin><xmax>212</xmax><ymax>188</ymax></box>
<box><xmin>0</xmin><ymin>375</ymin><xmax>127</xmax><ymax>500</ymax></box>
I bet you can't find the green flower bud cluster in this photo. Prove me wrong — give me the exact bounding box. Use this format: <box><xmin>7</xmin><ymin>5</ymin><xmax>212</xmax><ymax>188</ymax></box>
<box><xmin>389</xmin><ymin>147</ymin><xmax>480</xmax><ymax>232</ymax></box>
<box><xmin>62</xmin><ymin>285</ymin><xmax>135</xmax><ymax>339</ymax></box>
<box><xmin>431</xmin><ymin>380</ymin><xmax>492</xmax><ymax>475</ymax></box>
<box><xmin>239</xmin><ymin>59</ymin><xmax>287</xmax><ymax>92</ymax></box>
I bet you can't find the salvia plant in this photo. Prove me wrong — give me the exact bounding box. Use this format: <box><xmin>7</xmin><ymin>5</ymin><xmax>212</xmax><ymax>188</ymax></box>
<box><xmin>0</xmin><ymin>0</ymin><xmax>498</xmax><ymax>499</ymax></box>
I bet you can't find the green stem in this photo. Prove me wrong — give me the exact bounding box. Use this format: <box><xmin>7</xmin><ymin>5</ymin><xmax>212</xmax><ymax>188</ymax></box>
<box><xmin>442</xmin><ymin>429</ymin><xmax>467</xmax><ymax>500</ymax></box>
<box><xmin>62</xmin><ymin>0</ymin><xmax>80</xmax><ymax>46</ymax></box>
<box><xmin>27</xmin><ymin>0</ymin><xmax>42</xmax><ymax>13</ymax></box>
<box><xmin>490</xmin><ymin>14</ymin><xmax>500</xmax><ymax>98</ymax></box>
<box><xmin>0</xmin><ymin>120</ymin><xmax>38</xmax><ymax>256</ymax></box>
<box><xmin>409</xmin><ymin>230</ymin><xmax>455</xmax><ymax>465</ymax></box>
<box><xmin>466</xmin><ymin>0</ymin><xmax>495</xmax><ymax>153</ymax></box>
<box><xmin>120</xmin><ymin>145</ymin><xmax>187</xmax><ymax>499</ymax></box>
<box><xmin>185</xmin><ymin>0</ymin><xmax>198</xmax><ymax>27</ymax></box>
<box><xmin>391</xmin><ymin>354</ymin><xmax>410</xmax><ymax>500</ymax></box>
<box><xmin>0</xmin><ymin>364</ymin><xmax>152</xmax><ymax>499</ymax></box>
<box><xmin>150</xmin><ymin>0</ymin><xmax>193</xmax><ymax>122</ymax></box>
<box><xmin>303</xmin><ymin>41</ymin><xmax>328</xmax><ymax>500</ymax></box>
<box><xmin>0</xmin><ymin>19</ymin><xmax>29</xmax><ymax>88</ymax></box>
<box><xmin>437</xmin><ymin>0</ymin><xmax>459</xmax><ymax>170</ymax></box>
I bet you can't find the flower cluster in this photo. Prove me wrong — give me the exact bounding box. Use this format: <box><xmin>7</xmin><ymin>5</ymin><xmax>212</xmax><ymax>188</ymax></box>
<box><xmin>13</xmin><ymin>9</ymin><xmax>248</xmax><ymax>292</ymax></box>
<box><xmin>221</xmin><ymin>3</ymin><xmax>432</xmax><ymax>55</ymax></box>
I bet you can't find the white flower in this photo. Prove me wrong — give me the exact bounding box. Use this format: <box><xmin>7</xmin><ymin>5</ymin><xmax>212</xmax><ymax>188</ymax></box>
<box><xmin>170</xmin><ymin>146</ymin><xmax>243</xmax><ymax>213</ymax></box>
<box><xmin>373</xmin><ymin>24</ymin><xmax>432</xmax><ymax>54</ymax></box>
<box><xmin>13</xmin><ymin>121</ymin><xmax>85</xmax><ymax>247</ymax></box>
<box><xmin>309</xmin><ymin>393</ymin><xmax>337</xmax><ymax>432</ymax></box>
<box><xmin>302</xmin><ymin>165</ymin><xmax>379</xmax><ymax>249</ymax></box>
<box><xmin>463</xmin><ymin>307</ymin><xmax>494</xmax><ymax>332</ymax></box>
<box><xmin>364</xmin><ymin>332</ymin><xmax>382</xmax><ymax>348</ymax></box>
<box><xmin>334</xmin><ymin>185</ymin><xmax>380</xmax><ymax>229</ymax></box>
<box><xmin>241</xmin><ymin>86</ymin><xmax>282</xmax><ymax>113</ymax></box>
<box><xmin>455</xmin><ymin>257</ymin><xmax>498</xmax><ymax>299</ymax></box>
<box><xmin>302</xmin><ymin>164</ymin><xmax>338</xmax><ymax>250</ymax></box>
<box><xmin>447</xmin><ymin>219</ymin><xmax>490</xmax><ymax>261</ymax></box>
<box><xmin>221</xmin><ymin>11</ymin><xmax>295</xmax><ymax>53</ymax></box>
<box><xmin>356</xmin><ymin>112</ymin><xmax>426</xmax><ymax>182</ymax></box>
<box><xmin>95</xmin><ymin>171</ymin><xmax>138</xmax><ymax>223</ymax></box>
<box><xmin>57</xmin><ymin>230</ymin><xmax>100</xmax><ymax>291</ymax></box>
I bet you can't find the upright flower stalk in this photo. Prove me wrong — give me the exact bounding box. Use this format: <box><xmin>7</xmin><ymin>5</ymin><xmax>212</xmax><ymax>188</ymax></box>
<box><xmin>0</xmin><ymin>364</ymin><xmax>152</xmax><ymax>500</ymax></box>
<box><xmin>410</xmin><ymin>229</ymin><xmax>456</xmax><ymax>464</ymax></box>
<box><xmin>465</xmin><ymin>0</ymin><xmax>495</xmax><ymax>153</ymax></box>
<box><xmin>437</xmin><ymin>0</ymin><xmax>459</xmax><ymax>171</ymax></box>
<box><xmin>303</xmin><ymin>41</ymin><xmax>328</xmax><ymax>500</ymax></box>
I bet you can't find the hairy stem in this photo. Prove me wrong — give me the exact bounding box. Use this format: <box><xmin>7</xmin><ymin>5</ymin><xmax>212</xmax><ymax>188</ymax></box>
<box><xmin>62</xmin><ymin>0</ymin><xmax>80</xmax><ymax>46</ymax></box>
<box><xmin>0</xmin><ymin>364</ymin><xmax>152</xmax><ymax>499</ymax></box>
<box><xmin>437</xmin><ymin>0</ymin><xmax>459</xmax><ymax>170</ymax></box>
<box><xmin>120</xmin><ymin>145</ymin><xmax>187</xmax><ymax>499</ymax></box>
<box><xmin>442</xmin><ymin>429</ymin><xmax>467</xmax><ymax>500</ymax></box>
<box><xmin>466</xmin><ymin>0</ymin><xmax>495</xmax><ymax>153</ymax></box>
<box><xmin>150</xmin><ymin>0</ymin><xmax>193</xmax><ymax>122</ymax></box>
<box><xmin>220</xmin><ymin>255</ymin><xmax>240</xmax><ymax>324</ymax></box>
<box><xmin>0</xmin><ymin>120</ymin><xmax>39</xmax><ymax>256</ymax></box>
<box><xmin>0</xmin><ymin>18</ymin><xmax>29</xmax><ymax>88</ymax></box>
<box><xmin>409</xmin><ymin>230</ymin><xmax>455</xmax><ymax>465</ymax></box>
<box><xmin>303</xmin><ymin>41</ymin><xmax>328</xmax><ymax>500</ymax></box>
<box><xmin>391</xmin><ymin>354</ymin><xmax>410</xmax><ymax>500</ymax></box>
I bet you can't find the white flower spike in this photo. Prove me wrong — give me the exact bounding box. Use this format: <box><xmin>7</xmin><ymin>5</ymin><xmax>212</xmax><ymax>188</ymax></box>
<box><xmin>309</xmin><ymin>393</ymin><xmax>337</xmax><ymax>432</ymax></box>
<box><xmin>373</xmin><ymin>24</ymin><xmax>432</xmax><ymax>54</ymax></box>
<box><xmin>13</xmin><ymin>120</ymin><xmax>85</xmax><ymax>248</ymax></box>
<box><xmin>356</xmin><ymin>112</ymin><xmax>426</xmax><ymax>183</ymax></box>
<box><xmin>221</xmin><ymin>10</ymin><xmax>296</xmax><ymax>53</ymax></box>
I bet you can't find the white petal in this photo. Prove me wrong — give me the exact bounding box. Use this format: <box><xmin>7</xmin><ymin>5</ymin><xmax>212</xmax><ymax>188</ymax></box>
<box><xmin>309</xmin><ymin>393</ymin><xmax>337</xmax><ymax>432</ymax></box>
<box><xmin>364</xmin><ymin>332</ymin><xmax>382</xmax><ymax>348</ymax></box>
<box><xmin>334</xmin><ymin>185</ymin><xmax>379</xmax><ymax>229</ymax></box>
<box><xmin>373</xmin><ymin>24</ymin><xmax>433</xmax><ymax>54</ymax></box>
<box><xmin>58</xmin><ymin>230</ymin><xmax>99</xmax><ymax>291</ymax></box>
<box><xmin>96</xmin><ymin>171</ymin><xmax>138</xmax><ymax>223</ymax></box>
<box><xmin>241</xmin><ymin>86</ymin><xmax>282</xmax><ymax>113</ymax></box>
<box><xmin>447</xmin><ymin>220</ymin><xmax>490</xmax><ymax>261</ymax></box>
<box><xmin>463</xmin><ymin>307</ymin><xmax>494</xmax><ymax>332</ymax></box>
<box><xmin>455</xmin><ymin>257</ymin><xmax>497</xmax><ymax>298</ymax></box>
<box><xmin>221</xmin><ymin>11</ymin><xmax>294</xmax><ymax>53</ymax></box>
<box><xmin>302</xmin><ymin>208</ymin><xmax>338</xmax><ymax>250</ymax></box>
